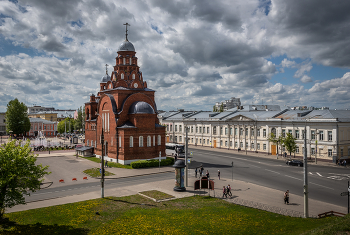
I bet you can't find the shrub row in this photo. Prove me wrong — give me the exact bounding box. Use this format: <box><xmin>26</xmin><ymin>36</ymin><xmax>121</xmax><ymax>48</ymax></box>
<box><xmin>130</xmin><ymin>157</ymin><xmax>174</xmax><ymax>169</ymax></box>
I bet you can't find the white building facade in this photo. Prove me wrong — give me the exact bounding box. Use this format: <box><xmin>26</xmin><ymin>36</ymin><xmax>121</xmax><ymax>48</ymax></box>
<box><xmin>159</xmin><ymin>106</ymin><xmax>350</xmax><ymax>162</ymax></box>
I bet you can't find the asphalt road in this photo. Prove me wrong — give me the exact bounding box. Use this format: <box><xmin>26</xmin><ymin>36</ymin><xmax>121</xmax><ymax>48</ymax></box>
<box><xmin>188</xmin><ymin>148</ymin><xmax>350</xmax><ymax>208</ymax></box>
<box><xmin>25</xmin><ymin>172</ymin><xmax>173</xmax><ymax>202</ymax></box>
<box><xmin>31</xmin><ymin>148</ymin><xmax>350</xmax><ymax>209</ymax></box>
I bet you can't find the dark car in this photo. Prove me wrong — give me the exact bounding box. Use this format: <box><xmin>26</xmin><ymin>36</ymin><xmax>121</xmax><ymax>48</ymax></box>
<box><xmin>286</xmin><ymin>160</ymin><xmax>304</xmax><ymax>167</ymax></box>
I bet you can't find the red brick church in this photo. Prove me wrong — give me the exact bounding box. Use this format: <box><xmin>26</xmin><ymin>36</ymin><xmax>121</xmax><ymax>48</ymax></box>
<box><xmin>84</xmin><ymin>23</ymin><xmax>166</xmax><ymax>165</ymax></box>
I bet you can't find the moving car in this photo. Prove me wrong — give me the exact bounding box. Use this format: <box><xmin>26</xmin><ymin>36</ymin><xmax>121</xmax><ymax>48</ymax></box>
<box><xmin>286</xmin><ymin>160</ymin><xmax>303</xmax><ymax>167</ymax></box>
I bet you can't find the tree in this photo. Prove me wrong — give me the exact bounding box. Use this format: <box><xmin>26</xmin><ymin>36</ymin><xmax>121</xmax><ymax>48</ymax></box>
<box><xmin>213</xmin><ymin>105</ymin><xmax>217</xmax><ymax>112</ymax></box>
<box><xmin>283</xmin><ymin>133</ymin><xmax>297</xmax><ymax>156</ymax></box>
<box><xmin>5</xmin><ymin>98</ymin><xmax>31</xmax><ymax>136</ymax></box>
<box><xmin>74</xmin><ymin>106</ymin><xmax>84</xmax><ymax>133</ymax></box>
<box><xmin>219</xmin><ymin>103</ymin><xmax>224</xmax><ymax>112</ymax></box>
<box><xmin>57</xmin><ymin>118</ymin><xmax>75</xmax><ymax>134</ymax></box>
<box><xmin>0</xmin><ymin>140</ymin><xmax>50</xmax><ymax>218</ymax></box>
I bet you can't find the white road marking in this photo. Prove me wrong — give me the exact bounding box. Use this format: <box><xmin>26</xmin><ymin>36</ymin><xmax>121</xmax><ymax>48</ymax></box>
<box><xmin>316</xmin><ymin>172</ymin><xmax>323</xmax><ymax>177</ymax></box>
<box><xmin>309</xmin><ymin>172</ymin><xmax>313</xmax><ymax>175</ymax></box>
<box><xmin>309</xmin><ymin>182</ymin><xmax>334</xmax><ymax>190</ymax></box>
<box><xmin>284</xmin><ymin>175</ymin><xmax>301</xmax><ymax>181</ymax></box>
<box><xmin>265</xmin><ymin>169</ymin><xmax>280</xmax><ymax>174</ymax></box>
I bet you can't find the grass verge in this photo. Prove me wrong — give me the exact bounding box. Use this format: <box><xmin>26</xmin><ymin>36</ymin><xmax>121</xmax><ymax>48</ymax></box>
<box><xmin>2</xmin><ymin>195</ymin><xmax>342</xmax><ymax>235</ymax></box>
<box><xmin>139</xmin><ymin>190</ymin><xmax>175</xmax><ymax>201</ymax></box>
<box><xmin>83</xmin><ymin>168</ymin><xmax>115</xmax><ymax>177</ymax></box>
<box><xmin>80</xmin><ymin>156</ymin><xmax>132</xmax><ymax>169</ymax></box>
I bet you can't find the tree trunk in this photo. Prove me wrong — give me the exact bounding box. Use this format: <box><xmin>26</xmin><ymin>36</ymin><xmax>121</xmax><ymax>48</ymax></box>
<box><xmin>0</xmin><ymin>184</ymin><xmax>8</xmax><ymax>219</ymax></box>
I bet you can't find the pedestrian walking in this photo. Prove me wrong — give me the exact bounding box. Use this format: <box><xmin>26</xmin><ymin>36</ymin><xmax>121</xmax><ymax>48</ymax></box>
<box><xmin>206</xmin><ymin>170</ymin><xmax>210</xmax><ymax>179</ymax></box>
<box><xmin>200</xmin><ymin>165</ymin><xmax>204</xmax><ymax>177</ymax></box>
<box><xmin>344</xmin><ymin>160</ymin><xmax>347</xmax><ymax>167</ymax></box>
<box><xmin>227</xmin><ymin>184</ymin><xmax>232</xmax><ymax>198</ymax></box>
<box><xmin>174</xmin><ymin>153</ymin><xmax>177</xmax><ymax>162</ymax></box>
<box><xmin>218</xmin><ymin>170</ymin><xmax>220</xmax><ymax>180</ymax></box>
<box><xmin>195</xmin><ymin>168</ymin><xmax>198</xmax><ymax>178</ymax></box>
<box><xmin>222</xmin><ymin>186</ymin><xmax>227</xmax><ymax>198</ymax></box>
<box><xmin>105</xmin><ymin>159</ymin><xmax>108</xmax><ymax>168</ymax></box>
<box><xmin>284</xmin><ymin>190</ymin><xmax>289</xmax><ymax>204</ymax></box>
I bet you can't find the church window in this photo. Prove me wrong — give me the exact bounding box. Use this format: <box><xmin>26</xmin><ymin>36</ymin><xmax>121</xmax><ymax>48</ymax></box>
<box><xmin>91</xmin><ymin>140</ymin><xmax>93</xmax><ymax>147</ymax></box>
<box><xmin>123</xmin><ymin>58</ymin><xmax>126</xmax><ymax>65</ymax></box>
<box><xmin>153</xmin><ymin>135</ymin><xmax>155</xmax><ymax>146</ymax></box>
<box><xmin>132</xmin><ymin>74</ymin><xmax>135</xmax><ymax>80</ymax></box>
<box><xmin>158</xmin><ymin>135</ymin><xmax>161</xmax><ymax>145</ymax></box>
<box><xmin>139</xmin><ymin>136</ymin><xmax>144</xmax><ymax>147</ymax></box>
<box><xmin>119</xmin><ymin>136</ymin><xmax>122</xmax><ymax>148</ymax></box>
<box><xmin>130</xmin><ymin>136</ymin><xmax>133</xmax><ymax>147</ymax></box>
<box><xmin>147</xmin><ymin>136</ymin><xmax>151</xmax><ymax>147</ymax></box>
<box><xmin>129</xmin><ymin>58</ymin><xmax>132</xmax><ymax>65</ymax></box>
<box><xmin>121</xmin><ymin>73</ymin><xmax>124</xmax><ymax>79</ymax></box>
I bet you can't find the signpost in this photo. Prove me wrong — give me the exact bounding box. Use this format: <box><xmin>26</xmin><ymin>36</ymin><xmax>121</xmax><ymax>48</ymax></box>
<box><xmin>340</xmin><ymin>181</ymin><xmax>350</xmax><ymax>213</ymax></box>
<box><xmin>159</xmin><ymin>151</ymin><xmax>161</xmax><ymax>171</ymax></box>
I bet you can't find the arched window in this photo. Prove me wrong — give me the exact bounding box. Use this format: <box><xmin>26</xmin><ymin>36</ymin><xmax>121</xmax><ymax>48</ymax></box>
<box><xmin>158</xmin><ymin>135</ymin><xmax>161</xmax><ymax>145</ymax></box>
<box><xmin>91</xmin><ymin>140</ymin><xmax>93</xmax><ymax>147</ymax></box>
<box><xmin>271</xmin><ymin>128</ymin><xmax>276</xmax><ymax>136</ymax></box>
<box><xmin>121</xmin><ymin>73</ymin><xmax>124</xmax><ymax>80</ymax></box>
<box><xmin>123</xmin><ymin>58</ymin><xmax>126</xmax><ymax>65</ymax></box>
<box><xmin>132</xmin><ymin>74</ymin><xmax>135</xmax><ymax>80</ymax></box>
<box><xmin>130</xmin><ymin>136</ymin><xmax>133</xmax><ymax>147</ymax></box>
<box><xmin>153</xmin><ymin>135</ymin><xmax>155</xmax><ymax>146</ymax></box>
<box><xmin>147</xmin><ymin>136</ymin><xmax>151</xmax><ymax>147</ymax></box>
<box><xmin>129</xmin><ymin>58</ymin><xmax>132</xmax><ymax>65</ymax></box>
<box><xmin>139</xmin><ymin>136</ymin><xmax>143</xmax><ymax>147</ymax></box>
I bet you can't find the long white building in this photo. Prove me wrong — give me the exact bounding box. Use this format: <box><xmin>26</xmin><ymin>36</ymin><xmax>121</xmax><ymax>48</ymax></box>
<box><xmin>159</xmin><ymin>105</ymin><xmax>350</xmax><ymax>162</ymax></box>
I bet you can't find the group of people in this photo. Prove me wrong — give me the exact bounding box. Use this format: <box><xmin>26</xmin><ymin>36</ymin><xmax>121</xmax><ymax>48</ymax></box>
<box><xmin>195</xmin><ymin>165</ymin><xmax>205</xmax><ymax>178</ymax></box>
<box><xmin>222</xmin><ymin>185</ymin><xmax>232</xmax><ymax>198</ymax></box>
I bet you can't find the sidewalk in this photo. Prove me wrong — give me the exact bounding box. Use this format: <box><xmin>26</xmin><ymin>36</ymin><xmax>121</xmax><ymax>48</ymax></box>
<box><xmin>6</xmin><ymin>149</ymin><xmax>347</xmax><ymax>217</ymax></box>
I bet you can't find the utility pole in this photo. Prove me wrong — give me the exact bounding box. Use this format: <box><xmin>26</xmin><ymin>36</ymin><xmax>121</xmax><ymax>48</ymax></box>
<box><xmin>185</xmin><ymin>126</ymin><xmax>188</xmax><ymax>187</ymax></box>
<box><xmin>303</xmin><ymin>121</ymin><xmax>309</xmax><ymax>218</ymax></box>
<box><xmin>101</xmin><ymin>122</ymin><xmax>105</xmax><ymax>198</ymax></box>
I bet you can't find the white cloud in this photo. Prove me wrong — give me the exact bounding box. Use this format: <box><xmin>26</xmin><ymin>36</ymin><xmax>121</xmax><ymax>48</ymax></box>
<box><xmin>0</xmin><ymin>0</ymin><xmax>349</xmax><ymax>111</ymax></box>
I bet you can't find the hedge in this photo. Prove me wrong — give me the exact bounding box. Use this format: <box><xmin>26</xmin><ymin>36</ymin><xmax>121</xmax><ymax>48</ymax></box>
<box><xmin>130</xmin><ymin>157</ymin><xmax>174</xmax><ymax>169</ymax></box>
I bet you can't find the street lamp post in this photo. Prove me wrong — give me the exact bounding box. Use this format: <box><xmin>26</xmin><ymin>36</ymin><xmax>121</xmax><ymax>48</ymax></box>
<box><xmin>185</xmin><ymin>125</ymin><xmax>189</xmax><ymax>187</ymax></box>
<box><xmin>96</xmin><ymin>113</ymin><xmax>105</xmax><ymax>198</ymax></box>
<box><xmin>303</xmin><ymin>120</ymin><xmax>309</xmax><ymax>218</ymax></box>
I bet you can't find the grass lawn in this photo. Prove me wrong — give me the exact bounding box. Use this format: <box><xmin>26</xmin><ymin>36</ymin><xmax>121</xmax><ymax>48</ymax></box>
<box><xmin>83</xmin><ymin>168</ymin><xmax>115</xmax><ymax>177</ymax></box>
<box><xmin>139</xmin><ymin>190</ymin><xmax>175</xmax><ymax>201</ymax></box>
<box><xmin>2</xmin><ymin>195</ymin><xmax>343</xmax><ymax>235</ymax></box>
<box><xmin>80</xmin><ymin>156</ymin><xmax>132</xmax><ymax>169</ymax></box>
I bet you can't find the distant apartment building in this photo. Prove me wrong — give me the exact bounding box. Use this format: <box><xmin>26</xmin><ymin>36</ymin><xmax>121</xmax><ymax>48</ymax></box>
<box><xmin>26</xmin><ymin>118</ymin><xmax>57</xmax><ymax>137</ymax></box>
<box><xmin>215</xmin><ymin>97</ymin><xmax>241</xmax><ymax>111</ymax></box>
<box><xmin>0</xmin><ymin>113</ymin><xmax>6</xmax><ymax>135</ymax></box>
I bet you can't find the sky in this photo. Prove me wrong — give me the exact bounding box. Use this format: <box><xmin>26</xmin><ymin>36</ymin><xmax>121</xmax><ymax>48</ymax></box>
<box><xmin>1</xmin><ymin>0</ymin><xmax>350</xmax><ymax>112</ymax></box>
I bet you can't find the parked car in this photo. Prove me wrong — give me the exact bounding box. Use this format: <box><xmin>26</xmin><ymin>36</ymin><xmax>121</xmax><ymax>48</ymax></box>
<box><xmin>286</xmin><ymin>160</ymin><xmax>303</xmax><ymax>167</ymax></box>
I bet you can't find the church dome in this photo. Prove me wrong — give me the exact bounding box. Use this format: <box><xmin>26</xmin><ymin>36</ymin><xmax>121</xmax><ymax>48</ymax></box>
<box><xmin>118</xmin><ymin>40</ymin><xmax>135</xmax><ymax>52</ymax></box>
<box><xmin>129</xmin><ymin>101</ymin><xmax>154</xmax><ymax>114</ymax></box>
<box><xmin>101</xmin><ymin>74</ymin><xmax>111</xmax><ymax>83</ymax></box>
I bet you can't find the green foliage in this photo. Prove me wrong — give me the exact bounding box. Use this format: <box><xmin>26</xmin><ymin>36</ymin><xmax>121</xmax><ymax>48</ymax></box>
<box><xmin>3</xmin><ymin>195</ymin><xmax>337</xmax><ymax>234</ymax></box>
<box><xmin>219</xmin><ymin>103</ymin><xmax>224</xmax><ymax>112</ymax></box>
<box><xmin>83</xmin><ymin>168</ymin><xmax>114</xmax><ymax>177</ymax></box>
<box><xmin>57</xmin><ymin>118</ymin><xmax>75</xmax><ymax>134</ymax></box>
<box><xmin>74</xmin><ymin>106</ymin><xmax>85</xmax><ymax>133</ymax></box>
<box><xmin>0</xmin><ymin>140</ymin><xmax>50</xmax><ymax>218</ymax></box>
<box><xmin>130</xmin><ymin>157</ymin><xmax>174</xmax><ymax>169</ymax></box>
<box><xmin>5</xmin><ymin>98</ymin><xmax>30</xmax><ymax>136</ymax></box>
<box><xmin>283</xmin><ymin>133</ymin><xmax>297</xmax><ymax>156</ymax></box>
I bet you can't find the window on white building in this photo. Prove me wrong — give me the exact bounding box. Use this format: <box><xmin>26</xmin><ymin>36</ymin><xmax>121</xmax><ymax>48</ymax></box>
<box><xmin>319</xmin><ymin>131</ymin><xmax>324</xmax><ymax>140</ymax></box>
<box><xmin>295</xmin><ymin>130</ymin><xmax>300</xmax><ymax>139</ymax></box>
<box><xmin>263</xmin><ymin>144</ymin><xmax>266</xmax><ymax>150</ymax></box>
<box><xmin>179</xmin><ymin>125</ymin><xmax>182</xmax><ymax>132</ymax></box>
<box><xmin>328</xmin><ymin>131</ymin><xmax>333</xmax><ymax>141</ymax></box>
<box><xmin>327</xmin><ymin>149</ymin><xmax>332</xmax><ymax>157</ymax></box>
<box><xmin>263</xmin><ymin>129</ymin><xmax>266</xmax><ymax>138</ymax></box>
<box><xmin>207</xmin><ymin>127</ymin><xmax>210</xmax><ymax>134</ymax></box>
<box><xmin>311</xmin><ymin>130</ymin><xmax>315</xmax><ymax>140</ymax></box>
<box><xmin>257</xmin><ymin>143</ymin><xmax>260</xmax><ymax>150</ymax></box>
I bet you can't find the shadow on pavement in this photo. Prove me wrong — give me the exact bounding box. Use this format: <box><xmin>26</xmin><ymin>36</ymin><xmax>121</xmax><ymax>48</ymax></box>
<box><xmin>104</xmin><ymin>197</ymin><xmax>156</xmax><ymax>207</ymax></box>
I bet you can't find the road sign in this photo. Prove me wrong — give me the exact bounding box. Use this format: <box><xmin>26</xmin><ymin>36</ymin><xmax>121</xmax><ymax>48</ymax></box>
<box><xmin>190</xmin><ymin>152</ymin><xmax>193</xmax><ymax>156</ymax></box>
<box><xmin>188</xmin><ymin>159</ymin><xmax>191</xmax><ymax>164</ymax></box>
<box><xmin>341</xmin><ymin>192</ymin><xmax>349</xmax><ymax>196</ymax></box>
